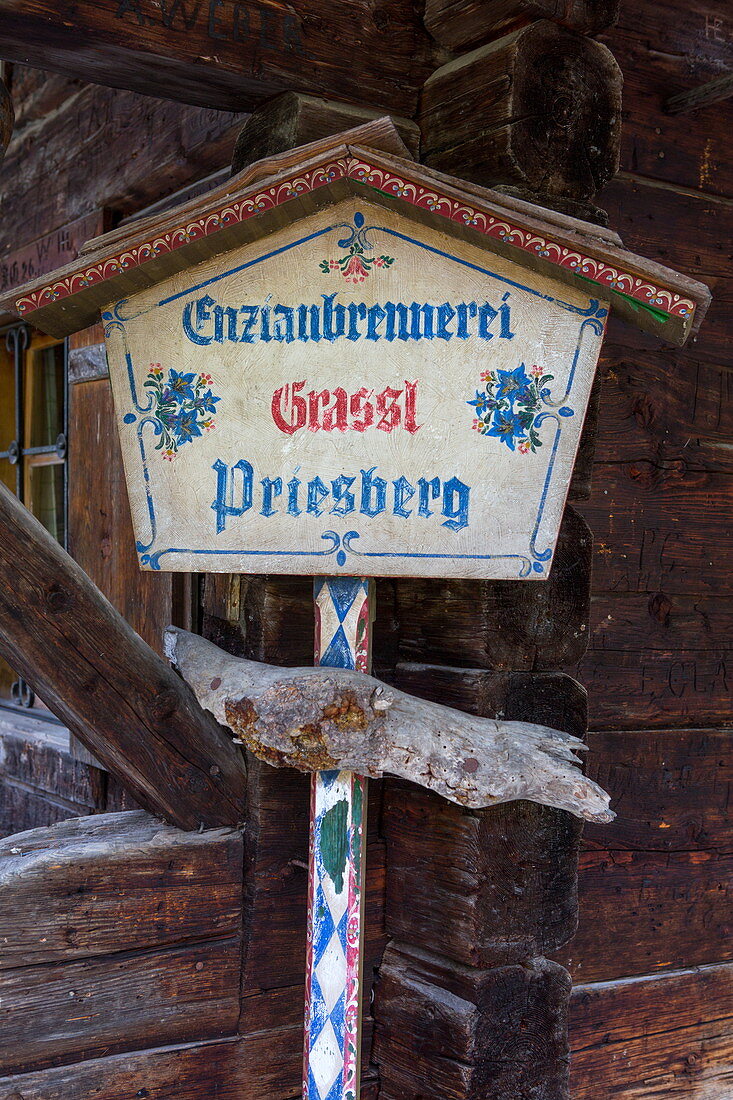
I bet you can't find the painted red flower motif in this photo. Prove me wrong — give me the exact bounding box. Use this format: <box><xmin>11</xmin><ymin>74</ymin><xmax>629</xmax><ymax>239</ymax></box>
<box><xmin>343</xmin><ymin>254</ymin><xmax>369</xmax><ymax>283</ymax></box>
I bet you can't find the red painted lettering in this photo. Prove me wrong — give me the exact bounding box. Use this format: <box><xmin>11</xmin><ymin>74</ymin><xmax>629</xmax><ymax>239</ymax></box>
<box><xmin>271</xmin><ymin>381</ymin><xmax>306</xmax><ymax>435</ymax></box>
<box><xmin>270</xmin><ymin>381</ymin><xmax>421</xmax><ymax>434</ymax></box>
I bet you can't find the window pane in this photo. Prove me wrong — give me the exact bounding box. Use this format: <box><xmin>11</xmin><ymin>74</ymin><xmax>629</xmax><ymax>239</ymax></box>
<box><xmin>26</xmin><ymin>342</ymin><xmax>65</xmax><ymax>448</ymax></box>
<box><xmin>27</xmin><ymin>462</ymin><xmax>65</xmax><ymax>543</ymax></box>
<box><xmin>0</xmin><ymin>340</ymin><xmax>15</xmax><ymax>453</ymax></box>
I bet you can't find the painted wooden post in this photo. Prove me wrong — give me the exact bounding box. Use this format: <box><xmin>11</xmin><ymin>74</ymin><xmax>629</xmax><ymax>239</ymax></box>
<box><xmin>304</xmin><ymin>577</ymin><xmax>372</xmax><ymax>1100</ymax></box>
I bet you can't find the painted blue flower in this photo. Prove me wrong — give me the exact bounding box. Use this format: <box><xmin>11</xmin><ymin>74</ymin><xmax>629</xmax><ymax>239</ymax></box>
<box><xmin>167</xmin><ymin>369</ymin><xmax>196</xmax><ymax>402</ymax></box>
<box><xmin>193</xmin><ymin>389</ymin><xmax>221</xmax><ymax>414</ymax></box>
<box><xmin>172</xmin><ymin>410</ymin><xmax>203</xmax><ymax>445</ymax></box>
<box><xmin>467</xmin><ymin>390</ymin><xmax>497</xmax><ymax>416</ymax></box>
<box><xmin>494</xmin><ymin>365</ymin><xmax>532</xmax><ymax>404</ymax></box>
<box><xmin>486</xmin><ymin>409</ymin><xmax>525</xmax><ymax>451</ymax></box>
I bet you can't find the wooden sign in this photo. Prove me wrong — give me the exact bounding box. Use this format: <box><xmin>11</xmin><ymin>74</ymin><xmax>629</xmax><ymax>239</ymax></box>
<box><xmin>103</xmin><ymin>198</ymin><xmax>607</xmax><ymax>580</ymax></box>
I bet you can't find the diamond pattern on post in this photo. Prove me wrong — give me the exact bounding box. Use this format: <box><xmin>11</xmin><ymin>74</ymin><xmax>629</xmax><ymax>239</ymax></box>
<box><xmin>304</xmin><ymin>579</ymin><xmax>371</xmax><ymax>1100</ymax></box>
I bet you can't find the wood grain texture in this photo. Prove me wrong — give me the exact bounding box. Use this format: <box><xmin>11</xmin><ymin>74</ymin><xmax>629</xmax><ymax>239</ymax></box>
<box><xmin>0</xmin><ymin>936</ymin><xmax>240</xmax><ymax>1074</ymax></box>
<box><xmin>421</xmin><ymin>21</ymin><xmax>622</xmax><ymax>199</ymax></box>
<box><xmin>231</xmin><ymin>92</ymin><xmax>420</xmax><ymax>174</ymax></box>
<box><xmin>374</xmin><ymin>943</ymin><xmax>572</xmax><ymax>1100</ymax></box>
<box><xmin>0</xmin><ymin>810</ymin><xmax>243</xmax><ymax>967</ymax></box>
<box><xmin>392</xmin><ymin>505</ymin><xmax>593</xmax><ymax>671</ymax></box>
<box><xmin>581</xmin><ymin>728</ymin><xmax>733</xmax><ymax>853</ymax></box>
<box><xmin>0</xmin><ymin>211</ymin><xmax>108</xmax><ymax>304</ymax></box>
<box><xmin>0</xmin><ymin>1035</ymin><xmax>379</xmax><ymax>1100</ymax></box>
<box><xmin>569</xmin><ymin>964</ymin><xmax>733</xmax><ymax>1098</ymax></box>
<box><xmin>168</xmin><ymin>627</ymin><xmax>611</xmax><ymax>821</ymax></box>
<box><xmin>0</xmin><ymin>1</ymin><xmax>443</xmax><ymax>115</ymax></box>
<box><xmin>0</xmin><ymin>1039</ymin><xmax>248</xmax><ymax>1100</ymax></box>
<box><xmin>598</xmin><ymin>0</ymin><xmax>733</xmax><ymax>200</ymax></box>
<box><xmin>567</xmin><ymin>848</ymin><xmax>732</xmax><ymax>980</ymax></box>
<box><xmin>0</xmin><ymin>74</ymin><xmax>246</xmax><ymax>255</ymax></box>
<box><xmin>68</xmin><ymin>380</ymin><xmax>175</xmax><ymax>657</ymax></box>
<box><xmin>0</xmin><ymin>712</ymin><xmax>101</xmax><ymax>836</ymax></box>
<box><xmin>0</xmin><ymin>479</ymin><xmax>247</xmax><ymax>829</ymax></box>
<box><xmin>424</xmin><ymin>0</ymin><xmax>619</xmax><ymax>50</ymax></box>
<box><xmin>0</xmin><ymin>77</ymin><xmax>11</xmax><ymax>160</ymax></box>
<box><xmin>382</xmin><ymin>667</ymin><xmax>586</xmax><ymax>965</ymax></box>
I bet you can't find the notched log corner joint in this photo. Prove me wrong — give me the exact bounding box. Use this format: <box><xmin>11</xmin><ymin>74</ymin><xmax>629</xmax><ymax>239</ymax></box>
<box><xmin>166</xmin><ymin>627</ymin><xmax>614</xmax><ymax>824</ymax></box>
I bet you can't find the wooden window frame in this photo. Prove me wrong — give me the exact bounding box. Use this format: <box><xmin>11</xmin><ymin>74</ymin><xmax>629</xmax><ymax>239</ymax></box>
<box><xmin>0</xmin><ymin>321</ymin><xmax>68</xmax><ymax>716</ymax></box>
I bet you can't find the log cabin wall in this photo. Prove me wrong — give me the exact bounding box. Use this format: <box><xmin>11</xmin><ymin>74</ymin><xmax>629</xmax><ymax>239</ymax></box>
<box><xmin>0</xmin><ymin>1</ymin><xmax>730</xmax><ymax>1096</ymax></box>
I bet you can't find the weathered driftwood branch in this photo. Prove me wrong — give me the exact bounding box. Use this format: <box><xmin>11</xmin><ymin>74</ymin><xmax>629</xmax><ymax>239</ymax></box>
<box><xmin>0</xmin><ymin>482</ymin><xmax>247</xmax><ymax>830</ymax></box>
<box><xmin>166</xmin><ymin>628</ymin><xmax>614</xmax><ymax>824</ymax></box>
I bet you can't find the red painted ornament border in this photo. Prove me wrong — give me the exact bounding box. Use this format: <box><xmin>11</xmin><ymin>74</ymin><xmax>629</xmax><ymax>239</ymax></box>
<box><xmin>14</xmin><ymin>156</ymin><xmax>696</xmax><ymax>322</ymax></box>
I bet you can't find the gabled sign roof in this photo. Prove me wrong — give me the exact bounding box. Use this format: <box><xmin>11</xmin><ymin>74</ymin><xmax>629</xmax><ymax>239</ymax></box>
<box><xmin>2</xmin><ymin>118</ymin><xmax>709</xmax><ymax>346</ymax></box>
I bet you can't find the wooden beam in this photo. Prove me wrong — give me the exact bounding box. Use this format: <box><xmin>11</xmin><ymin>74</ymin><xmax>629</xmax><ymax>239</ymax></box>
<box><xmin>0</xmin><ymin>481</ymin><xmax>247</xmax><ymax>830</ymax></box>
<box><xmin>0</xmin><ymin>76</ymin><xmax>11</xmax><ymax>161</ymax></box>
<box><xmin>0</xmin><ymin>1</ymin><xmax>443</xmax><ymax>116</ymax></box>
<box><xmin>231</xmin><ymin>92</ymin><xmax>420</xmax><ymax>175</ymax></box>
<box><xmin>421</xmin><ymin>20</ymin><xmax>622</xmax><ymax>200</ymax></box>
<box><xmin>424</xmin><ymin>0</ymin><xmax>620</xmax><ymax>52</ymax></box>
<box><xmin>664</xmin><ymin>72</ymin><xmax>733</xmax><ymax>116</ymax></box>
<box><xmin>0</xmin><ymin>811</ymin><xmax>243</xmax><ymax>968</ymax></box>
<box><xmin>0</xmin><ymin>812</ymin><xmax>242</xmax><ymax>1079</ymax></box>
<box><xmin>374</xmin><ymin>944</ymin><xmax>573</xmax><ymax>1100</ymax></box>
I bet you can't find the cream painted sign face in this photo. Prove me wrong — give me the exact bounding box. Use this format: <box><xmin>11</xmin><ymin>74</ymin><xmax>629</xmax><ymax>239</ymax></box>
<box><xmin>103</xmin><ymin>199</ymin><xmax>607</xmax><ymax>578</ymax></box>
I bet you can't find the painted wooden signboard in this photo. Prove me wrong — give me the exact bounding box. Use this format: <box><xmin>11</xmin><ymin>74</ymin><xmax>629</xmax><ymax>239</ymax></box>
<box><xmin>1</xmin><ymin>124</ymin><xmax>710</xmax><ymax>1100</ymax></box>
<box><xmin>102</xmin><ymin>197</ymin><xmax>607</xmax><ymax>580</ymax></box>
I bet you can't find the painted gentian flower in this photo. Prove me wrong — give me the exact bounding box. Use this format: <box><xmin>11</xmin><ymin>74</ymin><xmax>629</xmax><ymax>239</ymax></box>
<box><xmin>172</xmin><ymin>410</ymin><xmax>203</xmax><ymax>445</ymax></box>
<box><xmin>167</xmin><ymin>369</ymin><xmax>196</xmax><ymax>401</ymax></box>
<box><xmin>467</xmin><ymin>390</ymin><xmax>496</xmax><ymax>416</ymax></box>
<box><xmin>494</xmin><ymin>365</ymin><xmax>532</xmax><ymax>404</ymax></box>
<box><xmin>193</xmin><ymin>389</ymin><xmax>221</xmax><ymax>414</ymax></box>
<box><xmin>487</xmin><ymin>409</ymin><xmax>525</xmax><ymax>451</ymax></box>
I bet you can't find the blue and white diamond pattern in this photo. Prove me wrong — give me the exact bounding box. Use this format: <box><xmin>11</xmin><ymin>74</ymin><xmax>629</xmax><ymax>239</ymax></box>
<box><xmin>304</xmin><ymin>577</ymin><xmax>371</xmax><ymax>1100</ymax></box>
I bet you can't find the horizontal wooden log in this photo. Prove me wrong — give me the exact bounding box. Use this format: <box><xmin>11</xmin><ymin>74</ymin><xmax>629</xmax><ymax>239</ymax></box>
<box><xmin>0</xmin><ymin>1034</ymin><xmax>380</xmax><ymax>1099</ymax></box>
<box><xmin>0</xmin><ymin>1038</ymin><xmax>247</xmax><ymax>1100</ymax></box>
<box><xmin>0</xmin><ymin>1</ymin><xmax>442</xmax><ymax>115</ymax></box>
<box><xmin>0</xmin><ymin>210</ymin><xmax>107</xmax><ymax>299</ymax></box>
<box><xmin>580</xmin><ymin>727</ymin><xmax>733</xmax><ymax>853</ymax></box>
<box><xmin>424</xmin><ymin>0</ymin><xmax>619</xmax><ymax>51</ymax></box>
<box><xmin>665</xmin><ymin>71</ymin><xmax>733</xmax><ymax>116</ymax></box>
<box><xmin>421</xmin><ymin>20</ymin><xmax>622</xmax><ymax>199</ymax></box>
<box><xmin>374</xmin><ymin>943</ymin><xmax>572</xmax><ymax>1099</ymax></box>
<box><xmin>0</xmin><ymin>935</ymin><xmax>240</xmax><ymax>1075</ymax></box>
<box><xmin>0</xmin><ymin>481</ymin><xmax>248</xmax><ymax>829</ymax></box>
<box><xmin>231</xmin><ymin>91</ymin><xmax>420</xmax><ymax>175</ymax></box>
<box><xmin>0</xmin><ymin>710</ymin><xmax>102</xmax><ymax>837</ymax></box>
<box><xmin>0</xmin><ymin>77</ymin><xmax>12</xmax><ymax>160</ymax></box>
<box><xmin>0</xmin><ymin>77</ymin><xmax>246</xmax><ymax>262</ymax></box>
<box><xmin>603</xmin><ymin>0</ymin><xmax>732</xmax><ymax>200</ymax></box>
<box><xmin>0</xmin><ymin>811</ymin><xmax>243</xmax><ymax>968</ymax></box>
<box><xmin>592</xmin><ymin>350</ymin><xmax>733</xmax><ymax>474</ymax></box>
<box><xmin>393</xmin><ymin>505</ymin><xmax>593</xmax><ymax>671</ymax></box>
<box><xmin>167</xmin><ymin>627</ymin><xmax>613</xmax><ymax>822</ymax></box>
<box><xmin>569</xmin><ymin>964</ymin><xmax>733</xmax><ymax>1098</ymax></box>
<box><xmin>557</xmin><ymin>847</ymin><xmax>733</xmax><ymax>982</ymax></box>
